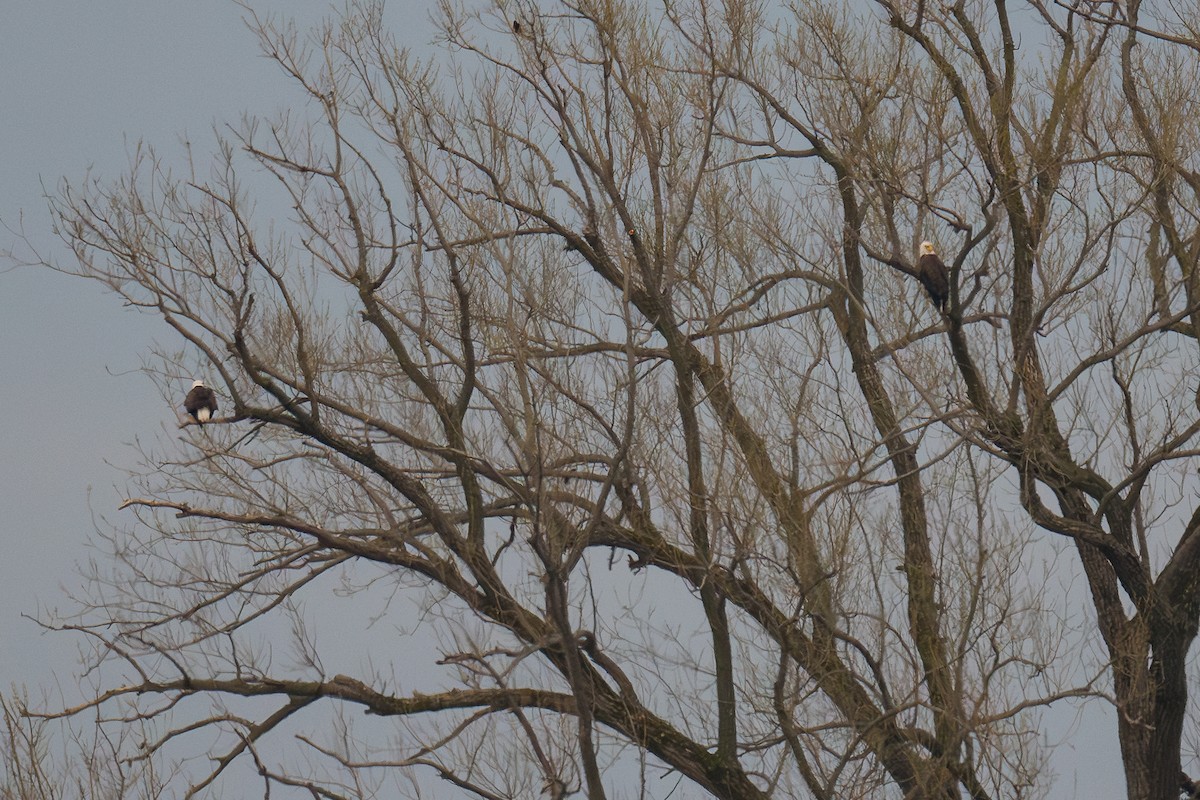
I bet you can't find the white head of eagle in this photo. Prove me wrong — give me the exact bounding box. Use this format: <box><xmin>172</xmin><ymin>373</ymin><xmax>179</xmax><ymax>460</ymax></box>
<box><xmin>184</xmin><ymin>380</ymin><xmax>219</xmax><ymax>424</ymax></box>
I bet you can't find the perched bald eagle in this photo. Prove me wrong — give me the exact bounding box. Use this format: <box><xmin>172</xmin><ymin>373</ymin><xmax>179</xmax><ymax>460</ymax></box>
<box><xmin>917</xmin><ymin>241</ymin><xmax>950</xmax><ymax>313</ymax></box>
<box><xmin>184</xmin><ymin>380</ymin><xmax>218</xmax><ymax>425</ymax></box>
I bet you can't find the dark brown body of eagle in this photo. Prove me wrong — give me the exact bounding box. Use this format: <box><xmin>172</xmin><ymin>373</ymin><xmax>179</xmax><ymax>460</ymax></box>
<box><xmin>917</xmin><ymin>241</ymin><xmax>950</xmax><ymax>313</ymax></box>
<box><xmin>184</xmin><ymin>380</ymin><xmax>219</xmax><ymax>425</ymax></box>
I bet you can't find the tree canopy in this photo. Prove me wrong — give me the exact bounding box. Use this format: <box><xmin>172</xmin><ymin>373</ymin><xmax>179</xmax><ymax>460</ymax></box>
<box><xmin>15</xmin><ymin>0</ymin><xmax>1200</xmax><ymax>798</ymax></box>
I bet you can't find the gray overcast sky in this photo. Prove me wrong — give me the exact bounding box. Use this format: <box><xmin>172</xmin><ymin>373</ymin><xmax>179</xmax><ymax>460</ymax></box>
<box><xmin>0</xmin><ymin>2</ymin><xmax>1124</xmax><ymax>797</ymax></box>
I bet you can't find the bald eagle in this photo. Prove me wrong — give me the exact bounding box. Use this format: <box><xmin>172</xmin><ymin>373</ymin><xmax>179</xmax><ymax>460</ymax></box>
<box><xmin>917</xmin><ymin>241</ymin><xmax>950</xmax><ymax>313</ymax></box>
<box><xmin>184</xmin><ymin>380</ymin><xmax>218</xmax><ymax>425</ymax></box>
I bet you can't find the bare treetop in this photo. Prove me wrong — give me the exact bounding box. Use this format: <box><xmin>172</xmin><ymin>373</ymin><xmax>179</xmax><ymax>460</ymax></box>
<box><xmin>14</xmin><ymin>1</ymin><xmax>1200</xmax><ymax>798</ymax></box>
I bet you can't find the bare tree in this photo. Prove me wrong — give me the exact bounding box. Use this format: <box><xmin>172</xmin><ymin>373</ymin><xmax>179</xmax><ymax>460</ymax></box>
<box><xmin>26</xmin><ymin>0</ymin><xmax>1200</xmax><ymax>797</ymax></box>
<box><xmin>0</xmin><ymin>691</ymin><xmax>169</xmax><ymax>799</ymax></box>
